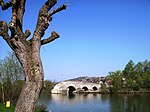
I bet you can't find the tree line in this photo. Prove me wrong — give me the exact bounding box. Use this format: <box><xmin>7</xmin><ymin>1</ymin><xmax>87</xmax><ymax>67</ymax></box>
<box><xmin>107</xmin><ymin>60</ymin><xmax>150</xmax><ymax>93</ymax></box>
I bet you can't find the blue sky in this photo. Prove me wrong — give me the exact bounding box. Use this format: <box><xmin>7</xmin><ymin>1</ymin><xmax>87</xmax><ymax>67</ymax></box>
<box><xmin>0</xmin><ymin>0</ymin><xmax>150</xmax><ymax>81</ymax></box>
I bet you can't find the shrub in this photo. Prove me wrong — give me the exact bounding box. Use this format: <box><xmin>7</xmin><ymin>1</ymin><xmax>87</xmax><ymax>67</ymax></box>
<box><xmin>35</xmin><ymin>105</ymin><xmax>48</xmax><ymax>112</ymax></box>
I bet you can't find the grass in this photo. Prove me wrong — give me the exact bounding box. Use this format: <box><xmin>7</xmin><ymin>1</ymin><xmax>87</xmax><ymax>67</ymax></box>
<box><xmin>0</xmin><ymin>103</ymin><xmax>15</xmax><ymax>112</ymax></box>
<box><xmin>0</xmin><ymin>103</ymin><xmax>48</xmax><ymax>112</ymax></box>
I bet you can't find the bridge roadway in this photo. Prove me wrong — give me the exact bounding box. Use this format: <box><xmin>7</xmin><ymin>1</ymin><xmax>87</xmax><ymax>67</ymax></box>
<box><xmin>51</xmin><ymin>81</ymin><xmax>101</xmax><ymax>94</ymax></box>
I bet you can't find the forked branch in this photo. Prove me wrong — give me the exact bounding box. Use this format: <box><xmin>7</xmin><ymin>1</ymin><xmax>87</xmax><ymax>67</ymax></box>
<box><xmin>9</xmin><ymin>0</ymin><xmax>17</xmax><ymax>36</ymax></box>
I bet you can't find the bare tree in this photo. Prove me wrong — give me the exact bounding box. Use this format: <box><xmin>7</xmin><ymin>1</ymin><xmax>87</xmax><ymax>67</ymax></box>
<box><xmin>0</xmin><ymin>0</ymin><xmax>67</xmax><ymax>111</ymax></box>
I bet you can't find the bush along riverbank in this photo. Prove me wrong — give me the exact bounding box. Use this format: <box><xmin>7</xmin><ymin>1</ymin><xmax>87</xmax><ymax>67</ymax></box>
<box><xmin>100</xmin><ymin>83</ymin><xmax>150</xmax><ymax>94</ymax></box>
<box><xmin>75</xmin><ymin>90</ymin><xmax>150</xmax><ymax>94</ymax></box>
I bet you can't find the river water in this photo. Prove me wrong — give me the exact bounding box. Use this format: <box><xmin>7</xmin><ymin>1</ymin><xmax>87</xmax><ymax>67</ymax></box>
<box><xmin>38</xmin><ymin>94</ymin><xmax>150</xmax><ymax>112</ymax></box>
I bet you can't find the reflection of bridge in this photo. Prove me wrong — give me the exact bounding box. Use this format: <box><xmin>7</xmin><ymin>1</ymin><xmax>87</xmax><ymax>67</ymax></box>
<box><xmin>51</xmin><ymin>81</ymin><xmax>101</xmax><ymax>94</ymax></box>
<box><xmin>51</xmin><ymin>94</ymin><xmax>102</xmax><ymax>105</ymax></box>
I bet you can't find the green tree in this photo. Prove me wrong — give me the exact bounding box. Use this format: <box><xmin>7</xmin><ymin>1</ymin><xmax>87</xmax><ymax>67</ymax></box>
<box><xmin>123</xmin><ymin>60</ymin><xmax>135</xmax><ymax>79</ymax></box>
<box><xmin>108</xmin><ymin>70</ymin><xmax>122</xmax><ymax>93</ymax></box>
<box><xmin>0</xmin><ymin>52</ymin><xmax>24</xmax><ymax>105</ymax></box>
<box><xmin>142</xmin><ymin>60</ymin><xmax>150</xmax><ymax>89</ymax></box>
<box><xmin>41</xmin><ymin>80</ymin><xmax>55</xmax><ymax>94</ymax></box>
<box><xmin>122</xmin><ymin>60</ymin><xmax>137</xmax><ymax>90</ymax></box>
<box><xmin>101</xmin><ymin>83</ymin><xmax>108</xmax><ymax>93</ymax></box>
<box><xmin>0</xmin><ymin>60</ymin><xmax>5</xmax><ymax>104</ymax></box>
<box><xmin>134</xmin><ymin>62</ymin><xmax>143</xmax><ymax>87</ymax></box>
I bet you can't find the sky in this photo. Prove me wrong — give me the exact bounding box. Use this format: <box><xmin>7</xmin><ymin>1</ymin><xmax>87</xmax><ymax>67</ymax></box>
<box><xmin>0</xmin><ymin>0</ymin><xmax>150</xmax><ymax>81</ymax></box>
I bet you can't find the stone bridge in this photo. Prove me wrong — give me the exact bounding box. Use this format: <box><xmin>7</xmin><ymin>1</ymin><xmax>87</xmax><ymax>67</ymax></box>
<box><xmin>51</xmin><ymin>81</ymin><xmax>101</xmax><ymax>94</ymax></box>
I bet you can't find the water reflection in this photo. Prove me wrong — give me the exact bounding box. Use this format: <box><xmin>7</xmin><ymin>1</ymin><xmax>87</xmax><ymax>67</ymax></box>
<box><xmin>109</xmin><ymin>94</ymin><xmax>150</xmax><ymax>112</ymax></box>
<box><xmin>49</xmin><ymin>94</ymin><xmax>110</xmax><ymax>112</ymax></box>
<box><xmin>38</xmin><ymin>93</ymin><xmax>150</xmax><ymax>112</ymax></box>
<box><xmin>51</xmin><ymin>94</ymin><xmax>100</xmax><ymax>105</ymax></box>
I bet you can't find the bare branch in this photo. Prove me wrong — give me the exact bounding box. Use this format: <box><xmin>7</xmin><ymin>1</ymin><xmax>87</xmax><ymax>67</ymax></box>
<box><xmin>0</xmin><ymin>21</ymin><xmax>8</xmax><ymax>35</ymax></box>
<box><xmin>16</xmin><ymin>0</ymin><xmax>26</xmax><ymax>31</ymax></box>
<box><xmin>24</xmin><ymin>30</ymin><xmax>31</xmax><ymax>39</ymax></box>
<box><xmin>40</xmin><ymin>0</ymin><xmax>57</xmax><ymax>13</ymax></box>
<box><xmin>9</xmin><ymin>0</ymin><xmax>17</xmax><ymax>36</ymax></box>
<box><xmin>48</xmin><ymin>4</ymin><xmax>67</xmax><ymax>17</ymax></box>
<box><xmin>0</xmin><ymin>21</ymin><xmax>13</xmax><ymax>49</ymax></box>
<box><xmin>0</xmin><ymin>0</ymin><xmax>13</xmax><ymax>10</ymax></box>
<box><xmin>41</xmin><ymin>31</ymin><xmax>59</xmax><ymax>45</ymax></box>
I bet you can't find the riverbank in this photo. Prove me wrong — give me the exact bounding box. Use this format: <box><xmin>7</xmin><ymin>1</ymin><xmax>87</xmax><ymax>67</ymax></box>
<box><xmin>0</xmin><ymin>103</ymin><xmax>48</xmax><ymax>112</ymax></box>
<box><xmin>116</xmin><ymin>90</ymin><xmax>150</xmax><ymax>94</ymax></box>
<box><xmin>74</xmin><ymin>89</ymin><xmax>150</xmax><ymax>94</ymax></box>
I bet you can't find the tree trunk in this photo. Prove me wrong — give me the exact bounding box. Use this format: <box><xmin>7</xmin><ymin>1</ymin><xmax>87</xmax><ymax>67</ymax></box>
<box><xmin>14</xmin><ymin>38</ymin><xmax>44</xmax><ymax>112</ymax></box>
<box><xmin>15</xmin><ymin>72</ymin><xmax>44</xmax><ymax>112</ymax></box>
<box><xmin>15</xmin><ymin>59</ymin><xmax>44</xmax><ymax>111</ymax></box>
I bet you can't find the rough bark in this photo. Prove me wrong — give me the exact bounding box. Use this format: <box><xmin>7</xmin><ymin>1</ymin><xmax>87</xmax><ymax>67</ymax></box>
<box><xmin>0</xmin><ymin>0</ymin><xmax>67</xmax><ymax>112</ymax></box>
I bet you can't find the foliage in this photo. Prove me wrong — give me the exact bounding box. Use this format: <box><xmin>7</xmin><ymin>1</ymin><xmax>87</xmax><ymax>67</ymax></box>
<box><xmin>101</xmin><ymin>83</ymin><xmax>108</xmax><ymax>93</ymax></box>
<box><xmin>35</xmin><ymin>105</ymin><xmax>48</xmax><ymax>112</ymax></box>
<box><xmin>0</xmin><ymin>52</ymin><xmax>24</xmax><ymax>105</ymax></box>
<box><xmin>108</xmin><ymin>70</ymin><xmax>122</xmax><ymax>93</ymax></box>
<box><xmin>123</xmin><ymin>60</ymin><xmax>135</xmax><ymax>79</ymax></box>
<box><xmin>108</xmin><ymin>60</ymin><xmax>150</xmax><ymax>93</ymax></box>
<box><xmin>41</xmin><ymin>80</ymin><xmax>55</xmax><ymax>94</ymax></box>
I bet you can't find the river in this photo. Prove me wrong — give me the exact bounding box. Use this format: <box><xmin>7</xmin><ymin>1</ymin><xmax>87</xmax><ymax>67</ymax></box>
<box><xmin>38</xmin><ymin>93</ymin><xmax>150</xmax><ymax>112</ymax></box>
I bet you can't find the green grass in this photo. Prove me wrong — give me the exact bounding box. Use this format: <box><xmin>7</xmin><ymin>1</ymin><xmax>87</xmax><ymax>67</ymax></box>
<box><xmin>0</xmin><ymin>104</ymin><xmax>15</xmax><ymax>112</ymax></box>
<box><xmin>0</xmin><ymin>103</ymin><xmax>47</xmax><ymax>112</ymax></box>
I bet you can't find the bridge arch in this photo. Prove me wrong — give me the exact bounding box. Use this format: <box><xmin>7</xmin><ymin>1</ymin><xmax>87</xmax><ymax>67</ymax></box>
<box><xmin>92</xmin><ymin>86</ymin><xmax>98</xmax><ymax>91</ymax></box>
<box><xmin>82</xmin><ymin>86</ymin><xmax>88</xmax><ymax>91</ymax></box>
<box><xmin>67</xmin><ymin>86</ymin><xmax>76</xmax><ymax>94</ymax></box>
